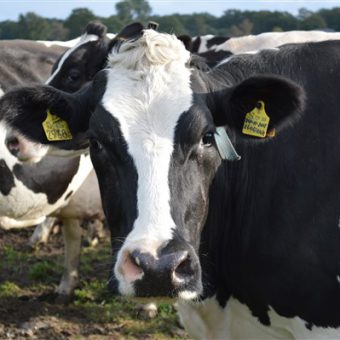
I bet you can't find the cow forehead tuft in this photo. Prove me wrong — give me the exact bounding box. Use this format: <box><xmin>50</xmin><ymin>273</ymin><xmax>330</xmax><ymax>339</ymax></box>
<box><xmin>108</xmin><ymin>29</ymin><xmax>191</xmax><ymax>71</ymax></box>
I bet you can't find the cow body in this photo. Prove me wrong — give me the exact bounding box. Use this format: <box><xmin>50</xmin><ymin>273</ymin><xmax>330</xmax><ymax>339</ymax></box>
<box><xmin>0</xmin><ymin>37</ymin><xmax>104</xmax><ymax>296</ymax></box>
<box><xmin>192</xmin><ymin>30</ymin><xmax>340</xmax><ymax>67</ymax></box>
<box><xmin>2</xmin><ymin>27</ymin><xmax>340</xmax><ymax>337</ymax></box>
<box><xmin>0</xmin><ymin>40</ymin><xmax>67</xmax><ymax>91</ymax></box>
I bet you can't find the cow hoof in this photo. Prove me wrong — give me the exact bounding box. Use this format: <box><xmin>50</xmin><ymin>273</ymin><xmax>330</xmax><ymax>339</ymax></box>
<box><xmin>137</xmin><ymin>302</ymin><xmax>158</xmax><ymax>319</ymax></box>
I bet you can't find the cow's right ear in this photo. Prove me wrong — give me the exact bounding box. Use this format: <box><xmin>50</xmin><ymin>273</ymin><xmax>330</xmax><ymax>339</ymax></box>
<box><xmin>177</xmin><ymin>34</ymin><xmax>193</xmax><ymax>51</ymax></box>
<box><xmin>0</xmin><ymin>82</ymin><xmax>94</xmax><ymax>151</ymax></box>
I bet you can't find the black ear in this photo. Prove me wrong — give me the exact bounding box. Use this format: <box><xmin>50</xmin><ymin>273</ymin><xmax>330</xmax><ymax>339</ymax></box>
<box><xmin>109</xmin><ymin>22</ymin><xmax>145</xmax><ymax>52</ymax></box>
<box><xmin>84</xmin><ymin>21</ymin><xmax>108</xmax><ymax>38</ymax></box>
<box><xmin>177</xmin><ymin>34</ymin><xmax>193</xmax><ymax>51</ymax></box>
<box><xmin>214</xmin><ymin>75</ymin><xmax>306</xmax><ymax>138</ymax></box>
<box><xmin>0</xmin><ymin>83</ymin><xmax>94</xmax><ymax>150</ymax></box>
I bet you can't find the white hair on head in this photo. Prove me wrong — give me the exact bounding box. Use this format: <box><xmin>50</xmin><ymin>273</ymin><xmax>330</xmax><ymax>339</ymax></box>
<box><xmin>108</xmin><ymin>29</ymin><xmax>191</xmax><ymax>70</ymax></box>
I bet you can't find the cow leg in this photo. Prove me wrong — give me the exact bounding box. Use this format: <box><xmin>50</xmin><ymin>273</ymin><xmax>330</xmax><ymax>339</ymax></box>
<box><xmin>56</xmin><ymin>218</ymin><xmax>82</xmax><ymax>298</ymax></box>
<box><xmin>29</xmin><ymin>217</ymin><xmax>56</xmax><ymax>248</ymax></box>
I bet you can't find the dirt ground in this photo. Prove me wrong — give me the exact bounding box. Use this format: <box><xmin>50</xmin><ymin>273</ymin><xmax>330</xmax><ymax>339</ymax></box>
<box><xmin>0</xmin><ymin>227</ymin><xmax>189</xmax><ymax>339</ymax></box>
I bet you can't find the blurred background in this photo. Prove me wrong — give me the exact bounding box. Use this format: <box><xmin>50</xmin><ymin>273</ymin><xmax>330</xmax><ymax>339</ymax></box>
<box><xmin>1</xmin><ymin>0</ymin><xmax>340</xmax><ymax>40</ymax></box>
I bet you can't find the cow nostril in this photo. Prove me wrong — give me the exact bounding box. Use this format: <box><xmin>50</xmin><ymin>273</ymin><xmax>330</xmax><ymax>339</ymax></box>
<box><xmin>120</xmin><ymin>251</ymin><xmax>144</xmax><ymax>283</ymax></box>
<box><xmin>6</xmin><ymin>136</ymin><xmax>20</xmax><ymax>154</ymax></box>
<box><xmin>173</xmin><ymin>254</ymin><xmax>193</xmax><ymax>283</ymax></box>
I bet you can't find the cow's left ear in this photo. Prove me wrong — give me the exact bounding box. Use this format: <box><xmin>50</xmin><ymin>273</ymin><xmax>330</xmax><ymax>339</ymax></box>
<box><xmin>214</xmin><ymin>75</ymin><xmax>305</xmax><ymax>138</ymax></box>
<box><xmin>0</xmin><ymin>81</ymin><xmax>96</xmax><ymax>152</ymax></box>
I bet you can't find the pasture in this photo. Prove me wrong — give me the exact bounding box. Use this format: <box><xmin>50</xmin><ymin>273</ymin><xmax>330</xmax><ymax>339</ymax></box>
<box><xmin>0</xmin><ymin>228</ymin><xmax>188</xmax><ymax>339</ymax></box>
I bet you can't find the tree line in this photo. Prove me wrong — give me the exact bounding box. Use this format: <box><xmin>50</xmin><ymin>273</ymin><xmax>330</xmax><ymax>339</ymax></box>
<box><xmin>1</xmin><ymin>0</ymin><xmax>340</xmax><ymax>41</ymax></box>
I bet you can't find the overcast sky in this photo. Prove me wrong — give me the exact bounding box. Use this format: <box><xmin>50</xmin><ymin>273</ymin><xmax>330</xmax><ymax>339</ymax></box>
<box><xmin>1</xmin><ymin>1</ymin><xmax>340</xmax><ymax>21</ymax></box>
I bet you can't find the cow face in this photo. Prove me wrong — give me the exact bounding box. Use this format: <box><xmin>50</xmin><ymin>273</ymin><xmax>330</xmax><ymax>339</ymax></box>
<box><xmin>46</xmin><ymin>21</ymin><xmax>110</xmax><ymax>92</ymax></box>
<box><xmin>0</xmin><ymin>28</ymin><xmax>304</xmax><ymax>301</ymax></box>
<box><xmin>5</xmin><ymin>127</ymin><xmax>48</xmax><ymax>163</ymax></box>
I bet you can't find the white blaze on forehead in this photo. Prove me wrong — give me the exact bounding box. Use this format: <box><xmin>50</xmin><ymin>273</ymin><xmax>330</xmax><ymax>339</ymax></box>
<box><xmin>46</xmin><ymin>33</ymin><xmax>99</xmax><ymax>84</ymax></box>
<box><xmin>103</xmin><ymin>30</ymin><xmax>192</xmax><ymax>292</ymax></box>
<box><xmin>0</xmin><ymin>87</ymin><xmax>4</xmax><ymax>97</ymax></box>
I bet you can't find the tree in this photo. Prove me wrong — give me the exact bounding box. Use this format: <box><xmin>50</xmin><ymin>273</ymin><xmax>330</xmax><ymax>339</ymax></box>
<box><xmin>149</xmin><ymin>15</ymin><xmax>186</xmax><ymax>35</ymax></box>
<box><xmin>299</xmin><ymin>14</ymin><xmax>327</xmax><ymax>30</ymax></box>
<box><xmin>64</xmin><ymin>8</ymin><xmax>97</xmax><ymax>38</ymax></box>
<box><xmin>318</xmin><ymin>7</ymin><xmax>340</xmax><ymax>31</ymax></box>
<box><xmin>101</xmin><ymin>15</ymin><xmax>123</xmax><ymax>34</ymax></box>
<box><xmin>48</xmin><ymin>20</ymin><xmax>69</xmax><ymax>40</ymax></box>
<box><xmin>0</xmin><ymin>20</ymin><xmax>18</xmax><ymax>39</ymax></box>
<box><xmin>115</xmin><ymin>0</ymin><xmax>152</xmax><ymax>23</ymax></box>
<box><xmin>16</xmin><ymin>12</ymin><xmax>52</xmax><ymax>40</ymax></box>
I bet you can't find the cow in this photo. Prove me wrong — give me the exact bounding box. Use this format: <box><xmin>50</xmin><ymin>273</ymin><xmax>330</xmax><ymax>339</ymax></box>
<box><xmin>182</xmin><ymin>30</ymin><xmax>340</xmax><ymax>67</ymax></box>
<box><xmin>0</xmin><ymin>35</ymin><xmax>105</xmax><ymax>298</ymax></box>
<box><xmin>4</xmin><ymin>26</ymin><xmax>340</xmax><ymax>338</ymax></box>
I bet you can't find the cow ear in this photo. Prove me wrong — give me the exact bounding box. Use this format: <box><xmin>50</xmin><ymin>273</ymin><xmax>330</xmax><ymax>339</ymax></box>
<box><xmin>215</xmin><ymin>75</ymin><xmax>305</xmax><ymax>139</ymax></box>
<box><xmin>0</xmin><ymin>83</ymin><xmax>94</xmax><ymax>151</ymax></box>
<box><xmin>109</xmin><ymin>22</ymin><xmax>145</xmax><ymax>52</ymax></box>
<box><xmin>177</xmin><ymin>34</ymin><xmax>193</xmax><ymax>51</ymax></box>
<box><xmin>84</xmin><ymin>21</ymin><xmax>108</xmax><ymax>38</ymax></box>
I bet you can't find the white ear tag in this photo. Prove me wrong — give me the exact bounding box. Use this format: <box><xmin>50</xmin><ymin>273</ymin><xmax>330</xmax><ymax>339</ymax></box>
<box><xmin>214</xmin><ymin>127</ymin><xmax>241</xmax><ymax>161</ymax></box>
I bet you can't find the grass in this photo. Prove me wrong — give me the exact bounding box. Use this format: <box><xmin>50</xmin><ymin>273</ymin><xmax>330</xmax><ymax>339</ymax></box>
<box><xmin>0</xmin><ymin>230</ymin><xmax>188</xmax><ymax>339</ymax></box>
<box><xmin>0</xmin><ymin>281</ymin><xmax>22</xmax><ymax>297</ymax></box>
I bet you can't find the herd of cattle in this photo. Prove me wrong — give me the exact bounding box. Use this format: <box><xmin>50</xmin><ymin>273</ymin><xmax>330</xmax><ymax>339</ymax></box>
<box><xmin>1</xmin><ymin>20</ymin><xmax>340</xmax><ymax>339</ymax></box>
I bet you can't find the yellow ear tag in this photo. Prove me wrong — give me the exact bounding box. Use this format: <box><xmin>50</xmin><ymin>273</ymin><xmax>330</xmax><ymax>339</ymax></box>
<box><xmin>42</xmin><ymin>110</ymin><xmax>72</xmax><ymax>141</ymax></box>
<box><xmin>242</xmin><ymin>100</ymin><xmax>270</xmax><ymax>138</ymax></box>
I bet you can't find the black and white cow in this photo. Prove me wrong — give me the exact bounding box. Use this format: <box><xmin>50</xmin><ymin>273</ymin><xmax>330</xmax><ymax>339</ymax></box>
<box><xmin>3</xmin><ymin>26</ymin><xmax>340</xmax><ymax>338</ymax></box>
<box><xmin>0</xmin><ymin>36</ymin><xmax>106</xmax><ymax>297</ymax></box>
<box><xmin>183</xmin><ymin>30</ymin><xmax>340</xmax><ymax>67</ymax></box>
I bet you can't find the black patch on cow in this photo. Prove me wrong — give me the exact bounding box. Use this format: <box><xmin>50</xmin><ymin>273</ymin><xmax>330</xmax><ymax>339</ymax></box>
<box><xmin>198</xmin><ymin>50</ymin><xmax>232</xmax><ymax>67</ymax></box>
<box><xmin>109</xmin><ymin>22</ymin><xmax>145</xmax><ymax>53</ymax></box>
<box><xmin>13</xmin><ymin>156</ymin><xmax>80</xmax><ymax>204</ymax></box>
<box><xmin>0</xmin><ymin>159</ymin><xmax>15</xmax><ymax>195</ymax></box>
<box><xmin>177</xmin><ymin>34</ymin><xmax>193</xmax><ymax>51</ymax></box>
<box><xmin>191</xmin><ymin>37</ymin><xmax>201</xmax><ymax>53</ymax></box>
<box><xmin>206</xmin><ymin>36</ymin><xmax>230</xmax><ymax>49</ymax></box>
<box><xmin>64</xmin><ymin>190</ymin><xmax>73</xmax><ymax>200</ymax></box>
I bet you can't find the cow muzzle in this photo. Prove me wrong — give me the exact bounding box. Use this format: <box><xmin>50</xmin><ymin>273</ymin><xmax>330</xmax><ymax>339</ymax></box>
<box><xmin>114</xmin><ymin>244</ymin><xmax>202</xmax><ymax>299</ymax></box>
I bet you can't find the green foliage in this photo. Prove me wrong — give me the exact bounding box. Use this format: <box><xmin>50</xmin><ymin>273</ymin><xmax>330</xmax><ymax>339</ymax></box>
<box><xmin>64</xmin><ymin>8</ymin><xmax>97</xmax><ymax>38</ymax></box>
<box><xmin>0</xmin><ymin>1</ymin><xmax>340</xmax><ymax>40</ymax></box>
<box><xmin>0</xmin><ymin>281</ymin><xmax>22</xmax><ymax>297</ymax></box>
<box><xmin>299</xmin><ymin>14</ymin><xmax>327</xmax><ymax>30</ymax></box>
<box><xmin>28</xmin><ymin>260</ymin><xmax>62</xmax><ymax>282</ymax></box>
<box><xmin>115</xmin><ymin>0</ymin><xmax>152</xmax><ymax>23</ymax></box>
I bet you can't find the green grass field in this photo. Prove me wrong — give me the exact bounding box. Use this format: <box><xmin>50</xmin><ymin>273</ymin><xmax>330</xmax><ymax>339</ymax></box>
<box><xmin>0</xmin><ymin>228</ymin><xmax>189</xmax><ymax>339</ymax></box>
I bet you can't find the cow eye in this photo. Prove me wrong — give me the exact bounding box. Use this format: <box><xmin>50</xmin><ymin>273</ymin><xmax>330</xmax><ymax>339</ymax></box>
<box><xmin>67</xmin><ymin>69</ymin><xmax>81</xmax><ymax>81</ymax></box>
<box><xmin>90</xmin><ymin>138</ymin><xmax>103</xmax><ymax>151</ymax></box>
<box><xmin>201</xmin><ymin>132</ymin><xmax>214</xmax><ymax>147</ymax></box>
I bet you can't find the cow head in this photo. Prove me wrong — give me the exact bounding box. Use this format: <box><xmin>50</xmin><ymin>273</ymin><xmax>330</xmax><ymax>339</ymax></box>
<box><xmin>0</xmin><ymin>27</ymin><xmax>305</xmax><ymax>301</ymax></box>
<box><xmin>46</xmin><ymin>21</ymin><xmax>111</xmax><ymax>92</ymax></box>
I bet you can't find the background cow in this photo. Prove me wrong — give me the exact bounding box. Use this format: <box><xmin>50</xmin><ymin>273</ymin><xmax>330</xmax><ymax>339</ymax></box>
<box><xmin>0</xmin><ymin>31</ymin><xmax>105</xmax><ymax>298</ymax></box>
<box><xmin>181</xmin><ymin>30</ymin><xmax>340</xmax><ymax>66</ymax></box>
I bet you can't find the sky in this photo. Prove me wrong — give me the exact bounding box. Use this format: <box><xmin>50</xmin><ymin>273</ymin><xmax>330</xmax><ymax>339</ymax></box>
<box><xmin>1</xmin><ymin>0</ymin><xmax>340</xmax><ymax>21</ymax></box>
